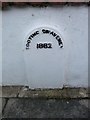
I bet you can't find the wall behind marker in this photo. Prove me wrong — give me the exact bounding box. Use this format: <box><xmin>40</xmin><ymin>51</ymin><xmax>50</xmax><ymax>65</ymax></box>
<box><xmin>2</xmin><ymin>6</ymin><xmax>88</xmax><ymax>88</ymax></box>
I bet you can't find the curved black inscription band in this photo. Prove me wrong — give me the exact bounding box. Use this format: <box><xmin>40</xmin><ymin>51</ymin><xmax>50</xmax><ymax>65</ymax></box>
<box><xmin>42</xmin><ymin>29</ymin><xmax>63</xmax><ymax>48</ymax></box>
<box><xmin>26</xmin><ymin>28</ymin><xmax>63</xmax><ymax>49</ymax></box>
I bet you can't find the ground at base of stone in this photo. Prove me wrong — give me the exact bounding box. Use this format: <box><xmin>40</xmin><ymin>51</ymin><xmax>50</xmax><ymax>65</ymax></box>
<box><xmin>1</xmin><ymin>98</ymin><xmax>90</xmax><ymax>118</ymax></box>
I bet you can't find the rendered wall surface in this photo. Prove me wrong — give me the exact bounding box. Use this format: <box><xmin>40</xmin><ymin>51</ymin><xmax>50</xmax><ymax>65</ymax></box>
<box><xmin>0</xmin><ymin>10</ymin><xmax>2</xmax><ymax>86</ymax></box>
<box><xmin>2</xmin><ymin>6</ymin><xmax>88</xmax><ymax>88</ymax></box>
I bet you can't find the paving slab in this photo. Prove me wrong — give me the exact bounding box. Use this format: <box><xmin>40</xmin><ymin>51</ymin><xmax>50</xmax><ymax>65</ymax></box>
<box><xmin>2</xmin><ymin>98</ymin><xmax>90</xmax><ymax>118</ymax></box>
<box><xmin>2</xmin><ymin>98</ymin><xmax>7</xmax><ymax>112</ymax></box>
<box><xmin>2</xmin><ymin>86</ymin><xmax>22</xmax><ymax>98</ymax></box>
<box><xmin>0</xmin><ymin>98</ymin><xmax>2</xmax><ymax>120</ymax></box>
<box><xmin>79</xmin><ymin>99</ymin><xmax>90</xmax><ymax>109</ymax></box>
<box><xmin>0</xmin><ymin>98</ymin><xmax>7</xmax><ymax>119</ymax></box>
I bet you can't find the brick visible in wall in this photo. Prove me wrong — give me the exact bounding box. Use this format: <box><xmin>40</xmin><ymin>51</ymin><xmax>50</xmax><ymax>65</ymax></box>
<box><xmin>0</xmin><ymin>0</ymin><xmax>90</xmax><ymax>2</ymax></box>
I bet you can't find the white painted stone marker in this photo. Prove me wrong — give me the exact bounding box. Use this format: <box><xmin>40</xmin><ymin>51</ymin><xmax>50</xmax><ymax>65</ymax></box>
<box><xmin>24</xmin><ymin>27</ymin><xmax>65</xmax><ymax>88</ymax></box>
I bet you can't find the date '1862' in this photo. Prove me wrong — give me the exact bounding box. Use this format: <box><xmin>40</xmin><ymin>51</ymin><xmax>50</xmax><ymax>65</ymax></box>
<box><xmin>37</xmin><ymin>43</ymin><xmax>52</xmax><ymax>49</ymax></box>
<box><xmin>26</xmin><ymin>28</ymin><xmax>63</xmax><ymax>50</ymax></box>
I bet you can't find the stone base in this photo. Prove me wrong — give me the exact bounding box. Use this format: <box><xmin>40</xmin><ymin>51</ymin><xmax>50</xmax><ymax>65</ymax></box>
<box><xmin>1</xmin><ymin>86</ymin><xmax>89</xmax><ymax>99</ymax></box>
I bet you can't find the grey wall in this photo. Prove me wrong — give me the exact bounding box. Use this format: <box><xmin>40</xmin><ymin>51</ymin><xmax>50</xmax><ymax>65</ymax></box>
<box><xmin>1</xmin><ymin>6</ymin><xmax>88</xmax><ymax>88</ymax></box>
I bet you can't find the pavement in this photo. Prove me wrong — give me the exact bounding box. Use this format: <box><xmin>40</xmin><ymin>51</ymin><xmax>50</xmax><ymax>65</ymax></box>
<box><xmin>0</xmin><ymin>86</ymin><xmax>90</xmax><ymax>119</ymax></box>
<box><xmin>1</xmin><ymin>98</ymin><xmax>90</xmax><ymax>119</ymax></box>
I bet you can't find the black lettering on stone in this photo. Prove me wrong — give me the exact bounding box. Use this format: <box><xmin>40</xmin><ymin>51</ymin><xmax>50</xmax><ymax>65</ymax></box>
<box><xmin>50</xmin><ymin>31</ymin><xmax>57</xmax><ymax>37</ymax></box>
<box><xmin>26</xmin><ymin>43</ymin><xmax>29</xmax><ymax>48</ymax></box>
<box><xmin>27</xmin><ymin>40</ymin><xmax>31</xmax><ymax>43</ymax></box>
<box><xmin>47</xmin><ymin>43</ymin><xmax>52</xmax><ymax>48</ymax></box>
<box><xmin>45</xmin><ymin>30</ymin><xmax>50</xmax><ymax>34</ymax></box>
<box><xmin>37</xmin><ymin>43</ymin><xmax>52</xmax><ymax>49</ymax></box>
<box><xmin>42</xmin><ymin>29</ymin><xmax>46</xmax><ymax>33</ymax></box>
<box><xmin>30</xmin><ymin>31</ymin><xmax>39</xmax><ymax>39</ymax></box>
<box><xmin>26</xmin><ymin>29</ymin><xmax>63</xmax><ymax>50</ymax></box>
<box><xmin>56</xmin><ymin>35</ymin><xmax>60</xmax><ymax>40</ymax></box>
<box><xmin>56</xmin><ymin>37</ymin><xmax>63</xmax><ymax>48</ymax></box>
<box><xmin>28</xmin><ymin>36</ymin><xmax>32</xmax><ymax>40</ymax></box>
<box><xmin>42</xmin><ymin>29</ymin><xmax>50</xmax><ymax>34</ymax></box>
<box><xmin>26</xmin><ymin>47</ymin><xmax>29</xmax><ymax>50</ymax></box>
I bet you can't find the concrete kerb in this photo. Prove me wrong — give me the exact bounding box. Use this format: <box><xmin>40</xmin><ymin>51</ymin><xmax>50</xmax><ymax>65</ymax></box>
<box><xmin>2</xmin><ymin>86</ymin><xmax>23</xmax><ymax>98</ymax></box>
<box><xmin>2</xmin><ymin>86</ymin><xmax>89</xmax><ymax>99</ymax></box>
<box><xmin>0</xmin><ymin>86</ymin><xmax>2</xmax><ymax>98</ymax></box>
